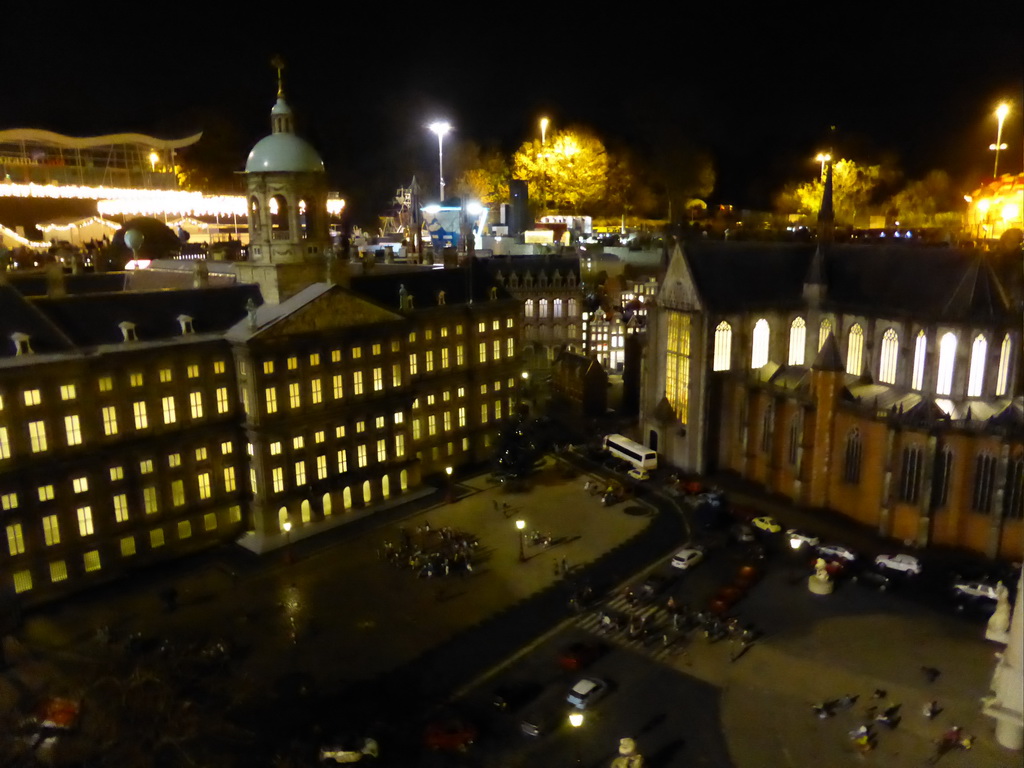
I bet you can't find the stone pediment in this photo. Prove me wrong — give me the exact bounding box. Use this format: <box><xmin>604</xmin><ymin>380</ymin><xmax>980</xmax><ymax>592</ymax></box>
<box><xmin>259</xmin><ymin>288</ymin><xmax>404</xmax><ymax>338</ymax></box>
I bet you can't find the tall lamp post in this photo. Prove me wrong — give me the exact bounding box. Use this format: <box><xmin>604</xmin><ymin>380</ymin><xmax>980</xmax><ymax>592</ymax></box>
<box><xmin>445</xmin><ymin>465</ymin><xmax>454</xmax><ymax>504</ymax></box>
<box><xmin>428</xmin><ymin>121</ymin><xmax>451</xmax><ymax>203</ymax></box>
<box><xmin>516</xmin><ymin>519</ymin><xmax>526</xmax><ymax>562</ymax></box>
<box><xmin>540</xmin><ymin>116</ymin><xmax>550</xmax><ymax>146</ymax></box>
<box><xmin>568</xmin><ymin>712</ymin><xmax>584</xmax><ymax>766</ymax></box>
<box><xmin>815</xmin><ymin>152</ymin><xmax>831</xmax><ymax>182</ymax></box>
<box><xmin>991</xmin><ymin>103</ymin><xmax>1010</xmax><ymax>178</ymax></box>
<box><xmin>282</xmin><ymin>520</ymin><xmax>293</xmax><ymax>565</ymax></box>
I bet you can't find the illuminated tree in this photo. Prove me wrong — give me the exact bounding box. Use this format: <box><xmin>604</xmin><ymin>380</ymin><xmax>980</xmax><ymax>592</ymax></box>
<box><xmin>452</xmin><ymin>144</ymin><xmax>510</xmax><ymax>208</ymax></box>
<box><xmin>512</xmin><ymin>127</ymin><xmax>609</xmax><ymax>213</ymax></box>
<box><xmin>774</xmin><ymin>159</ymin><xmax>882</xmax><ymax>225</ymax></box>
<box><xmin>886</xmin><ymin>170</ymin><xmax>961</xmax><ymax>227</ymax></box>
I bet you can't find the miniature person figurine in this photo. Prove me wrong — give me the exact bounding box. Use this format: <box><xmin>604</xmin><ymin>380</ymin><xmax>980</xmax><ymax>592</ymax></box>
<box><xmin>815</xmin><ymin>557</ymin><xmax>830</xmax><ymax>581</ymax></box>
<box><xmin>987</xmin><ymin>581</ymin><xmax>1011</xmax><ymax>637</ymax></box>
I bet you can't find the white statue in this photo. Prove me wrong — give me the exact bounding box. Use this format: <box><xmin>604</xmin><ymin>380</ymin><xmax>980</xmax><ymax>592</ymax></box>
<box><xmin>988</xmin><ymin>581</ymin><xmax>1011</xmax><ymax>636</ymax></box>
<box><xmin>815</xmin><ymin>557</ymin><xmax>830</xmax><ymax>582</ymax></box>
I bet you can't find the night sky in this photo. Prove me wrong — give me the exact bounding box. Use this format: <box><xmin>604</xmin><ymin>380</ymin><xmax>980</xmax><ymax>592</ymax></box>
<box><xmin>4</xmin><ymin>7</ymin><xmax>1021</xmax><ymax>222</ymax></box>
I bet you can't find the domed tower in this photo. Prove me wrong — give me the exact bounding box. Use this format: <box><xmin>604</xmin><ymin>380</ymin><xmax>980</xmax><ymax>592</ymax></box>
<box><xmin>236</xmin><ymin>65</ymin><xmax>330</xmax><ymax>303</ymax></box>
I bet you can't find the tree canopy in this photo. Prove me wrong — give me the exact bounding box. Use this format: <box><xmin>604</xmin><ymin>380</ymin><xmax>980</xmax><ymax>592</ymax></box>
<box><xmin>512</xmin><ymin>128</ymin><xmax>609</xmax><ymax>214</ymax></box>
<box><xmin>773</xmin><ymin>159</ymin><xmax>882</xmax><ymax>224</ymax></box>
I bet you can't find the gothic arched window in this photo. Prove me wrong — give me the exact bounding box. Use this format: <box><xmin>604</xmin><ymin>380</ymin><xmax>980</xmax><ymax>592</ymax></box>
<box><xmin>996</xmin><ymin>334</ymin><xmax>1013</xmax><ymax>397</ymax></box>
<box><xmin>972</xmin><ymin>453</ymin><xmax>997</xmax><ymax>513</ymax></box>
<box><xmin>788</xmin><ymin>317</ymin><xmax>806</xmax><ymax>366</ymax></box>
<box><xmin>846</xmin><ymin>324</ymin><xmax>864</xmax><ymax>376</ymax></box>
<box><xmin>912</xmin><ymin>330</ymin><xmax>927</xmax><ymax>391</ymax></box>
<box><xmin>843</xmin><ymin>429</ymin><xmax>862</xmax><ymax>484</ymax></box>
<box><xmin>899</xmin><ymin>444</ymin><xmax>923</xmax><ymax>503</ymax></box>
<box><xmin>249</xmin><ymin>196</ymin><xmax>261</xmax><ymax>230</ymax></box>
<box><xmin>818</xmin><ymin>318</ymin><xmax>833</xmax><ymax>351</ymax></box>
<box><xmin>751</xmin><ymin>319</ymin><xmax>770</xmax><ymax>369</ymax></box>
<box><xmin>967</xmin><ymin>334</ymin><xmax>987</xmax><ymax>397</ymax></box>
<box><xmin>713</xmin><ymin>321</ymin><xmax>732</xmax><ymax>371</ymax></box>
<box><xmin>879</xmin><ymin>328</ymin><xmax>899</xmax><ymax>385</ymax></box>
<box><xmin>936</xmin><ymin>332</ymin><xmax>958</xmax><ymax>396</ymax></box>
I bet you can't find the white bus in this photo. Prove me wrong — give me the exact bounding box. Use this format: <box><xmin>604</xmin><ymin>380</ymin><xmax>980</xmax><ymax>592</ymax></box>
<box><xmin>603</xmin><ymin>434</ymin><xmax>658</xmax><ymax>470</ymax></box>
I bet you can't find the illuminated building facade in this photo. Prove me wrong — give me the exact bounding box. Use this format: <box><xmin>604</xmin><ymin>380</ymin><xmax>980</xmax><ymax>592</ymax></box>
<box><xmin>965</xmin><ymin>173</ymin><xmax>1024</xmax><ymax>241</ymax></box>
<box><xmin>642</xmin><ymin>241</ymin><xmax>1023</xmax><ymax>560</ymax></box>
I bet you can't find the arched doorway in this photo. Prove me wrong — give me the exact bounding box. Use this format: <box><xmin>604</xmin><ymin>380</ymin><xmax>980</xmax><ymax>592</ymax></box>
<box><xmin>322</xmin><ymin>492</ymin><xmax>332</xmax><ymax>517</ymax></box>
<box><xmin>278</xmin><ymin>506</ymin><xmax>290</xmax><ymax>531</ymax></box>
<box><xmin>300</xmin><ymin>499</ymin><xmax>311</xmax><ymax>523</ymax></box>
<box><xmin>649</xmin><ymin>430</ymin><xmax>659</xmax><ymax>452</ymax></box>
<box><xmin>342</xmin><ymin>487</ymin><xmax>352</xmax><ymax>510</ymax></box>
<box><xmin>382</xmin><ymin>475</ymin><xmax>391</xmax><ymax>499</ymax></box>
<box><xmin>400</xmin><ymin>469</ymin><xmax>409</xmax><ymax>491</ymax></box>
<box><xmin>362</xmin><ymin>480</ymin><xmax>372</xmax><ymax>505</ymax></box>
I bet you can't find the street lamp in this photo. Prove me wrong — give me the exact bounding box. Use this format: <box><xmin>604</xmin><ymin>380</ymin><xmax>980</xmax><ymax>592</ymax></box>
<box><xmin>282</xmin><ymin>520</ymin><xmax>293</xmax><ymax>564</ymax></box>
<box><xmin>815</xmin><ymin>152</ymin><xmax>831</xmax><ymax>182</ymax></box>
<box><xmin>991</xmin><ymin>103</ymin><xmax>1010</xmax><ymax>178</ymax></box>
<box><xmin>445</xmin><ymin>465</ymin><xmax>454</xmax><ymax>503</ymax></box>
<box><xmin>540</xmin><ymin>116</ymin><xmax>550</xmax><ymax>146</ymax></box>
<box><xmin>428</xmin><ymin>121</ymin><xmax>451</xmax><ymax>202</ymax></box>
<box><xmin>516</xmin><ymin>519</ymin><xmax>526</xmax><ymax>562</ymax></box>
<box><xmin>568</xmin><ymin>712</ymin><xmax>584</xmax><ymax>766</ymax></box>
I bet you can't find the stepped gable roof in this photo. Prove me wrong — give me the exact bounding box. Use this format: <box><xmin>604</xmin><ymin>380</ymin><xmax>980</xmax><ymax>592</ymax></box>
<box><xmin>680</xmin><ymin>242</ymin><xmax>1018</xmax><ymax>324</ymax></box>
<box><xmin>5</xmin><ymin>272</ymin><xmax>128</xmax><ymax>297</ymax></box>
<box><xmin>0</xmin><ymin>284</ymin><xmax>76</xmax><ymax>358</ymax></box>
<box><xmin>351</xmin><ymin>262</ymin><xmax>512</xmax><ymax>309</ymax></box>
<box><xmin>28</xmin><ymin>284</ymin><xmax>262</xmax><ymax>348</ymax></box>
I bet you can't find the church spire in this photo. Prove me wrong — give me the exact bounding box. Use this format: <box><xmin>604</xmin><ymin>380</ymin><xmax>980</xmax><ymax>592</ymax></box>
<box><xmin>272</xmin><ymin>54</ymin><xmax>285</xmax><ymax>99</ymax></box>
<box><xmin>817</xmin><ymin>159</ymin><xmax>835</xmax><ymax>244</ymax></box>
<box><xmin>269</xmin><ymin>55</ymin><xmax>294</xmax><ymax>136</ymax></box>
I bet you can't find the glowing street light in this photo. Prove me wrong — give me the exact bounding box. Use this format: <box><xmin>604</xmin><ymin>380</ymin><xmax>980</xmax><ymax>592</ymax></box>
<box><xmin>540</xmin><ymin>116</ymin><xmax>550</xmax><ymax>146</ymax></box>
<box><xmin>445</xmin><ymin>465</ymin><xmax>454</xmax><ymax>504</ymax></box>
<box><xmin>148</xmin><ymin>151</ymin><xmax>159</xmax><ymax>172</ymax></box>
<box><xmin>428</xmin><ymin>121</ymin><xmax>452</xmax><ymax>202</ymax></box>
<box><xmin>282</xmin><ymin>519</ymin><xmax>293</xmax><ymax>564</ymax></box>
<box><xmin>516</xmin><ymin>519</ymin><xmax>526</xmax><ymax>562</ymax></box>
<box><xmin>815</xmin><ymin>152</ymin><xmax>831</xmax><ymax>181</ymax></box>
<box><xmin>990</xmin><ymin>103</ymin><xmax>1010</xmax><ymax>178</ymax></box>
<box><xmin>568</xmin><ymin>712</ymin><xmax>584</xmax><ymax>766</ymax></box>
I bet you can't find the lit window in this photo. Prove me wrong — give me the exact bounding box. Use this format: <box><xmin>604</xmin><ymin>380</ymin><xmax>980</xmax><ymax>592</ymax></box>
<box><xmin>6</xmin><ymin>523</ymin><xmax>25</xmax><ymax>555</ymax></box>
<box><xmin>120</xmin><ymin>536</ymin><xmax>136</xmax><ymax>556</ymax></box>
<box><xmin>191</xmin><ymin>447</ymin><xmax>205</xmax><ymax>462</ymax></box>
<box><xmin>314</xmin><ymin>430</ymin><xmax>325</xmax><ymax>444</ymax></box>
<box><xmin>143</xmin><ymin>487</ymin><xmax>158</xmax><ymax>514</ymax></box>
<box><xmin>525</xmin><ymin>299</ymin><xmax>535</xmax><ymax>317</ymax></box>
<box><xmin>788</xmin><ymin>318</ymin><xmax>806</xmax><ymax>366</ymax></box>
<box><xmin>168</xmin><ymin>453</ymin><xmax>181</xmax><ymax>467</ymax></box>
<box><xmin>150</xmin><ymin>528</ymin><xmax>165</xmax><ymax>548</ymax></box>
<box><xmin>376</xmin><ymin>439</ymin><xmax>386</xmax><ymax>462</ymax></box>
<box><xmin>480</xmin><ymin>404</ymin><xmax>488</xmax><ymax>423</ymax></box>
<box><xmin>506</xmin><ymin>338</ymin><xmax>514</xmax><ymax>358</ymax></box>
<box><xmin>0</xmin><ymin>427</ymin><xmax>9</xmax><ymax>460</ymax></box>
<box><xmin>316</xmin><ymin>455</ymin><xmax>327</xmax><ymax>479</ymax></box>
<box><xmin>352</xmin><ymin>346</ymin><xmax>362</xmax><ymax>359</ymax></box>
<box><xmin>289</xmin><ymin>382</ymin><xmax>301</xmax><ymax>409</ymax></box>
<box><xmin>392</xmin><ymin>363</ymin><xmax>402</xmax><ymax>387</ymax></box>
<box><xmin>494</xmin><ymin>399</ymin><xmax>503</xmax><ymax>420</ymax></box>
<box><xmin>187</xmin><ymin>364</ymin><xmax>199</xmax><ymax>378</ymax></box>
<box><xmin>171</xmin><ymin>480</ymin><xmax>186</xmax><ymax>507</ymax></box>
<box><xmin>175</xmin><ymin>520</ymin><xmax>191</xmax><ymax>540</ymax></box>
<box><xmin>337</xmin><ymin>450</ymin><xmax>348</xmax><ymax>472</ymax></box>
<box><xmin>444</xmin><ymin>411</ymin><xmax>452</xmax><ymax>432</ymax></box>
<box><xmin>216</xmin><ymin>387</ymin><xmax>230</xmax><ymax>413</ymax></box>
<box><xmin>493</xmin><ymin>340</ymin><xmax>500</xmax><ymax>360</ymax></box>
<box><xmin>428</xmin><ymin>415</ymin><xmax>437</xmax><ymax>436</ymax></box>
<box><xmin>457</xmin><ymin>346</ymin><xmax>465</xmax><ymax>365</ymax></box>
<box><xmin>333</xmin><ymin>374</ymin><xmax>344</xmax><ymax>399</ymax></box>
<box><xmin>879</xmin><ymin>329</ymin><xmax>899</xmax><ymax>385</ymax></box>
<box><xmin>540</xmin><ymin>299</ymin><xmax>550</xmax><ymax>319</ymax></box>
<box><xmin>83</xmin><ymin>550</ymin><xmax>101</xmax><ymax>572</ymax></box>
<box><xmin>479</xmin><ymin>342</ymin><xmax>487</xmax><ymax>362</ymax></box>
<box><xmin>213</xmin><ymin>360</ymin><xmax>225</xmax><ymax>374</ymax></box>
<box><xmin>272</xmin><ymin>467</ymin><xmax>284</xmax><ymax>493</ymax></box>
<box><xmin>292</xmin><ymin>436</ymin><xmax>304</xmax><ymax>450</ymax></box>
<box><xmin>158</xmin><ymin>368</ymin><xmax>172</xmax><ymax>384</ymax></box>
<box><xmin>229</xmin><ymin>505</ymin><xmax>241</xmax><ymax>523</ymax></box>
<box><xmin>43</xmin><ymin>514</ymin><xmax>61</xmax><ymax>545</ymax></box>
<box><xmin>265</xmin><ymin>387</ymin><xmax>278</xmax><ymax>414</ymax></box>
<box><xmin>912</xmin><ymin>331</ymin><xmax>927</xmax><ymax>390</ymax></box>
<box><xmin>936</xmin><ymin>332</ymin><xmax>957</xmax><ymax>396</ymax></box>
<box><xmin>287</xmin><ymin>356</ymin><xmax>298</xmax><ymax>371</ymax></box>
<box><xmin>357</xmin><ymin>445</ymin><xmax>368</xmax><ymax>467</ymax></box>
<box><xmin>425</xmin><ymin>330</ymin><xmax>433</xmax><ymax>341</ymax></box>
<box><xmin>311</xmin><ymin>379</ymin><xmax>322</xmax><ymax>404</ymax></box>
<box><xmin>441</xmin><ymin>348</ymin><xmax>450</xmax><ymax>368</ymax></box>
<box><xmin>336</xmin><ymin>426</ymin><xmax>346</xmax><ymax>438</ymax></box>
<box><xmin>749</xmin><ymin>319</ymin><xmax>770</xmax><ymax>368</ymax></box>
<box><xmin>130</xmin><ymin>373</ymin><xmax>143</xmax><ymax>387</ymax></box>
<box><xmin>29</xmin><ymin>421</ymin><xmax>48</xmax><ymax>452</ymax></box>
<box><xmin>371</xmin><ymin>368</ymin><xmax>382</xmax><ymax>392</ymax></box>
<box><xmin>140</xmin><ymin>459</ymin><xmax>153</xmax><ymax>474</ymax></box>
<box><xmin>60</xmin><ymin>384</ymin><xmax>76</xmax><ymax>400</ymax></box>
<box><xmin>77</xmin><ymin>506</ymin><xmax>94</xmax><ymax>536</ymax></box>
<box><xmin>113</xmin><ymin>495</ymin><xmax>129</xmax><ymax>523</ymax></box>
<box><xmin>64</xmin><ymin>414</ymin><xmax>82</xmax><ymax>446</ymax></box>
<box><xmin>666</xmin><ymin>313</ymin><xmax>691</xmax><ymax>425</ymax></box>
<box><xmin>395</xmin><ymin>434</ymin><xmax>405</xmax><ymax>457</ymax></box>
<box><xmin>372</xmin><ymin>343</ymin><xmax>382</xmax><ymax>355</ymax></box>
<box><xmin>409</xmin><ymin>354</ymin><xmax>418</xmax><ymax>375</ymax></box>
<box><xmin>13</xmin><ymin>570</ymin><xmax>32</xmax><ymax>593</ymax></box>
<box><xmin>713</xmin><ymin>321</ymin><xmax>732</xmax><ymax>371</ymax></box>
<box><xmin>102</xmin><ymin>406</ymin><xmax>118</xmax><ymax>436</ymax></box>
<box><xmin>223</xmin><ymin>467</ymin><xmax>236</xmax><ymax>493</ymax></box>
<box><xmin>23</xmin><ymin>389</ymin><xmax>41</xmax><ymax>406</ymax></box>
<box><xmin>846</xmin><ymin>324</ymin><xmax>864</xmax><ymax>376</ymax></box>
<box><xmin>413</xmin><ymin>419</ymin><xmax>422</xmax><ymax>440</ymax></box>
<box><xmin>331</xmin><ymin>349</ymin><xmax>341</xmax><ymax>363</ymax></box>
<box><xmin>72</xmin><ymin>476</ymin><xmax>88</xmax><ymax>494</ymax></box>
<box><xmin>38</xmin><ymin>485</ymin><xmax>54</xmax><ymax>502</ymax></box>
<box><xmin>204</xmin><ymin>513</ymin><xmax>217</xmax><ymax>531</ymax></box>
<box><xmin>426</xmin><ymin>351</ymin><xmax>434</xmax><ymax>372</ymax></box>
<box><xmin>98</xmin><ymin>376</ymin><xmax>113</xmax><ymax>393</ymax></box>
<box><xmin>110</xmin><ymin>466</ymin><xmax>124</xmax><ymax>481</ymax></box>
<box><xmin>310</xmin><ymin>353</ymin><xmax>320</xmax><ymax>366</ymax></box>
<box><xmin>133</xmin><ymin>401</ymin><xmax>149</xmax><ymax>429</ymax></box>
<box><xmin>263</xmin><ymin>360</ymin><xmax>274</xmax><ymax>374</ymax></box>
<box><xmin>967</xmin><ymin>334</ymin><xmax>988</xmax><ymax>397</ymax></box>
<box><xmin>353</xmin><ymin>371</ymin><xmax>364</xmax><ymax>395</ymax></box>
<box><xmin>190</xmin><ymin>391</ymin><xmax>203</xmax><ymax>419</ymax></box>
<box><xmin>198</xmin><ymin>473</ymin><xmax>212</xmax><ymax>499</ymax></box>
<box><xmin>818</xmin><ymin>318</ymin><xmax>833</xmax><ymax>351</ymax></box>
<box><xmin>996</xmin><ymin>334</ymin><xmax>1012</xmax><ymax>396</ymax></box>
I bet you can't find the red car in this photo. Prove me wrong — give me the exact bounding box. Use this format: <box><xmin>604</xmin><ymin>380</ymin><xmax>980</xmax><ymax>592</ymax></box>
<box><xmin>558</xmin><ymin>641</ymin><xmax>603</xmax><ymax>671</ymax></box>
<box><xmin>423</xmin><ymin>719</ymin><xmax>476</xmax><ymax>752</ymax></box>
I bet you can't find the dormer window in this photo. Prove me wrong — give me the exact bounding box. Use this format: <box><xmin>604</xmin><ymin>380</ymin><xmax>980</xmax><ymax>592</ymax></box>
<box><xmin>119</xmin><ymin>321</ymin><xmax>137</xmax><ymax>342</ymax></box>
<box><xmin>11</xmin><ymin>332</ymin><xmax>32</xmax><ymax>356</ymax></box>
<box><xmin>177</xmin><ymin>315</ymin><xmax>195</xmax><ymax>335</ymax></box>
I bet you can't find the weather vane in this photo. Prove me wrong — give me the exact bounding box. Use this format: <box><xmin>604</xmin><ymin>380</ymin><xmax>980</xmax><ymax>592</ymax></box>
<box><xmin>271</xmin><ymin>55</ymin><xmax>285</xmax><ymax>98</ymax></box>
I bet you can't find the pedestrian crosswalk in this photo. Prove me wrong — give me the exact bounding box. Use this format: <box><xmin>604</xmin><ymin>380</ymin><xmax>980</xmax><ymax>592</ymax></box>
<box><xmin>571</xmin><ymin>592</ymin><xmax>691</xmax><ymax>663</ymax></box>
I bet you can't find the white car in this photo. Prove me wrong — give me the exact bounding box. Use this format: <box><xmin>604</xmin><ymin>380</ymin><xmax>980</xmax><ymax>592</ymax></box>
<box><xmin>627</xmin><ymin>468</ymin><xmax>650</xmax><ymax>481</ymax></box>
<box><xmin>951</xmin><ymin>580</ymin><xmax>998</xmax><ymax>601</ymax></box>
<box><xmin>670</xmin><ymin>547</ymin><xmax>704</xmax><ymax>570</ymax></box>
<box><xmin>786</xmin><ymin>528</ymin><xmax>820</xmax><ymax>547</ymax></box>
<box><xmin>874</xmin><ymin>553</ymin><xmax>922</xmax><ymax>575</ymax></box>
<box><xmin>817</xmin><ymin>543</ymin><xmax>858</xmax><ymax>562</ymax></box>
<box><xmin>566</xmin><ymin>677</ymin><xmax>608</xmax><ymax>710</ymax></box>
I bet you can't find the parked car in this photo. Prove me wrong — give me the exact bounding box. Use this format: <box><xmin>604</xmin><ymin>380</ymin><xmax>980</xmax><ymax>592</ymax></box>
<box><xmin>627</xmin><ymin>467</ymin><xmax>650</xmax><ymax>481</ymax></box>
<box><xmin>558</xmin><ymin>641</ymin><xmax>604</xmax><ymax>671</ymax></box>
<box><xmin>492</xmin><ymin>681</ymin><xmax>544</xmax><ymax>712</ymax></box>
<box><xmin>786</xmin><ymin>528</ymin><xmax>820</xmax><ymax>547</ymax></box>
<box><xmin>874</xmin><ymin>553</ymin><xmax>922</xmax><ymax>575</ymax></box>
<box><xmin>951</xmin><ymin>579</ymin><xmax>999</xmax><ymax>601</ymax></box>
<box><xmin>752</xmin><ymin>516</ymin><xmax>782</xmax><ymax>534</ymax></box>
<box><xmin>521</xmin><ymin>706</ymin><xmax>563</xmax><ymax>737</ymax></box>
<box><xmin>319</xmin><ymin>737</ymin><xmax>379</xmax><ymax>763</ymax></box>
<box><xmin>816</xmin><ymin>543</ymin><xmax>858</xmax><ymax>562</ymax></box>
<box><xmin>851</xmin><ymin>566</ymin><xmax>896</xmax><ymax>591</ymax></box>
<box><xmin>423</xmin><ymin>719</ymin><xmax>477</xmax><ymax>752</ymax></box>
<box><xmin>566</xmin><ymin>677</ymin><xmax>608</xmax><ymax>710</ymax></box>
<box><xmin>670</xmin><ymin>547</ymin><xmax>704</xmax><ymax>570</ymax></box>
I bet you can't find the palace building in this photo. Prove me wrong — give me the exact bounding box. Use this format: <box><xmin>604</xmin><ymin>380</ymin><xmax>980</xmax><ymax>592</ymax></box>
<box><xmin>0</xmin><ymin>83</ymin><xmax>520</xmax><ymax>605</ymax></box>
<box><xmin>641</xmin><ymin>171</ymin><xmax>1023</xmax><ymax>560</ymax></box>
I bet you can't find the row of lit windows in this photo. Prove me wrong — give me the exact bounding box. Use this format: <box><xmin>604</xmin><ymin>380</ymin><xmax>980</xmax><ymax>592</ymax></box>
<box><xmin>0</xmin><ymin>390</ymin><xmax>232</xmax><ymax>459</ymax></box>
<box><xmin>524</xmin><ymin>298</ymin><xmax>580</xmax><ymax>319</ymax></box>
<box><xmin>713</xmin><ymin>319</ymin><xmax>1015</xmax><ymax>397</ymax></box>
<box><xmin>9</xmin><ymin>506</ymin><xmax>243</xmax><ymax>594</ymax></box>
<box><xmin>257</xmin><ymin>435</ymin><xmax>408</xmax><ymax>498</ymax></box>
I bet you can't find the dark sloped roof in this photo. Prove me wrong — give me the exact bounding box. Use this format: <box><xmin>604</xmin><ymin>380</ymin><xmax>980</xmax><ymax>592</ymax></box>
<box><xmin>682</xmin><ymin>242</ymin><xmax>1019</xmax><ymax>324</ymax></box>
<box><xmin>28</xmin><ymin>284</ymin><xmax>262</xmax><ymax>347</ymax></box>
<box><xmin>0</xmin><ymin>285</ymin><xmax>76</xmax><ymax>358</ymax></box>
<box><xmin>812</xmin><ymin>332</ymin><xmax>845</xmax><ymax>371</ymax></box>
<box><xmin>350</xmin><ymin>260</ymin><xmax>511</xmax><ymax>310</ymax></box>
<box><xmin>5</xmin><ymin>271</ymin><xmax>128</xmax><ymax>297</ymax></box>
